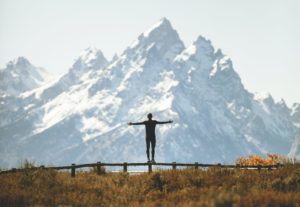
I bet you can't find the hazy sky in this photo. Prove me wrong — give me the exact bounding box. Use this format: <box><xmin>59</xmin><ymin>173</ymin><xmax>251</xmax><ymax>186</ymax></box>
<box><xmin>0</xmin><ymin>0</ymin><xmax>299</xmax><ymax>106</ymax></box>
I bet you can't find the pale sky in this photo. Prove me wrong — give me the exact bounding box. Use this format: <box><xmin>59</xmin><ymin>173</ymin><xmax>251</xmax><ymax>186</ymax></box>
<box><xmin>0</xmin><ymin>0</ymin><xmax>299</xmax><ymax>106</ymax></box>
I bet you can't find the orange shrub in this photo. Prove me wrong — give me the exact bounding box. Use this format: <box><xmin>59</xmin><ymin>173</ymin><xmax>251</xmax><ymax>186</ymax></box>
<box><xmin>236</xmin><ymin>153</ymin><xmax>284</xmax><ymax>166</ymax></box>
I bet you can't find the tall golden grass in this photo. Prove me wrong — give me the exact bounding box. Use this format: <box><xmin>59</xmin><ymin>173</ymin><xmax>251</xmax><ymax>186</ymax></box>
<box><xmin>1</xmin><ymin>162</ymin><xmax>300</xmax><ymax>207</ymax></box>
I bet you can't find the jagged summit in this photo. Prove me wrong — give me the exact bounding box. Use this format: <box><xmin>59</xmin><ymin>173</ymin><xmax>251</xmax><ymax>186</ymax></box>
<box><xmin>0</xmin><ymin>57</ymin><xmax>51</xmax><ymax>96</ymax></box>
<box><xmin>4</xmin><ymin>57</ymin><xmax>36</xmax><ymax>73</ymax></box>
<box><xmin>126</xmin><ymin>18</ymin><xmax>185</xmax><ymax>62</ymax></box>
<box><xmin>175</xmin><ymin>35</ymin><xmax>215</xmax><ymax>64</ymax></box>
<box><xmin>254</xmin><ymin>92</ymin><xmax>275</xmax><ymax>105</ymax></box>
<box><xmin>214</xmin><ymin>49</ymin><xmax>224</xmax><ymax>57</ymax></box>
<box><xmin>70</xmin><ymin>47</ymin><xmax>108</xmax><ymax>76</ymax></box>
<box><xmin>77</xmin><ymin>47</ymin><xmax>107</xmax><ymax>68</ymax></box>
<box><xmin>143</xmin><ymin>17</ymin><xmax>173</xmax><ymax>37</ymax></box>
<box><xmin>8</xmin><ymin>56</ymin><xmax>31</xmax><ymax>68</ymax></box>
<box><xmin>194</xmin><ymin>35</ymin><xmax>212</xmax><ymax>46</ymax></box>
<box><xmin>192</xmin><ymin>36</ymin><xmax>215</xmax><ymax>57</ymax></box>
<box><xmin>79</xmin><ymin>47</ymin><xmax>99</xmax><ymax>59</ymax></box>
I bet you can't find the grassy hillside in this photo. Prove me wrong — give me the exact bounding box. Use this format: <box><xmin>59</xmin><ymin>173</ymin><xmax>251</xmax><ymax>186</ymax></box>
<box><xmin>1</xmin><ymin>165</ymin><xmax>300</xmax><ymax>207</ymax></box>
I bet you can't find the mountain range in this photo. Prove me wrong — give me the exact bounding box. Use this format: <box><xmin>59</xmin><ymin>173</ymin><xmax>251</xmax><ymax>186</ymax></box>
<box><xmin>0</xmin><ymin>18</ymin><xmax>299</xmax><ymax>168</ymax></box>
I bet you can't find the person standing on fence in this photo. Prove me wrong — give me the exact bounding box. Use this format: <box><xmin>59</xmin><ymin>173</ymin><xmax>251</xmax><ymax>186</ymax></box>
<box><xmin>128</xmin><ymin>113</ymin><xmax>173</xmax><ymax>163</ymax></box>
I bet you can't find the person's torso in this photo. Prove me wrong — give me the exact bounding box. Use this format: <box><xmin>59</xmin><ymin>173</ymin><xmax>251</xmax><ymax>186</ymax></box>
<box><xmin>144</xmin><ymin>120</ymin><xmax>157</xmax><ymax>138</ymax></box>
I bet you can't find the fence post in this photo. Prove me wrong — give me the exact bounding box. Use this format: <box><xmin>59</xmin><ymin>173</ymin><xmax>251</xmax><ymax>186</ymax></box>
<box><xmin>172</xmin><ymin>162</ymin><xmax>176</xmax><ymax>170</ymax></box>
<box><xmin>195</xmin><ymin>162</ymin><xmax>199</xmax><ymax>170</ymax></box>
<box><xmin>257</xmin><ymin>165</ymin><xmax>261</xmax><ymax>172</ymax></box>
<box><xmin>96</xmin><ymin>162</ymin><xmax>102</xmax><ymax>175</ymax></box>
<box><xmin>148</xmin><ymin>162</ymin><xmax>152</xmax><ymax>173</ymax></box>
<box><xmin>276</xmin><ymin>163</ymin><xmax>281</xmax><ymax>169</ymax></box>
<box><xmin>123</xmin><ymin>162</ymin><xmax>127</xmax><ymax>173</ymax></box>
<box><xmin>71</xmin><ymin>164</ymin><xmax>76</xmax><ymax>177</ymax></box>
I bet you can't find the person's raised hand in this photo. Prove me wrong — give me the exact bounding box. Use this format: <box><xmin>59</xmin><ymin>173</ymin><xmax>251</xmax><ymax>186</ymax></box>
<box><xmin>169</xmin><ymin>120</ymin><xmax>173</xmax><ymax>123</ymax></box>
<box><xmin>128</xmin><ymin>122</ymin><xmax>132</xmax><ymax>126</ymax></box>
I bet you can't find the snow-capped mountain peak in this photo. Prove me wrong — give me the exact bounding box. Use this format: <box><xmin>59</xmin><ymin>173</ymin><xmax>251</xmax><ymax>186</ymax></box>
<box><xmin>191</xmin><ymin>36</ymin><xmax>215</xmax><ymax>60</ymax></box>
<box><xmin>143</xmin><ymin>17</ymin><xmax>173</xmax><ymax>37</ymax></box>
<box><xmin>175</xmin><ymin>36</ymin><xmax>215</xmax><ymax>64</ymax></box>
<box><xmin>5</xmin><ymin>56</ymin><xmax>36</xmax><ymax>74</ymax></box>
<box><xmin>8</xmin><ymin>56</ymin><xmax>31</xmax><ymax>68</ymax></box>
<box><xmin>71</xmin><ymin>47</ymin><xmax>108</xmax><ymax>73</ymax></box>
<box><xmin>194</xmin><ymin>35</ymin><xmax>213</xmax><ymax>49</ymax></box>
<box><xmin>126</xmin><ymin>18</ymin><xmax>185</xmax><ymax>62</ymax></box>
<box><xmin>79</xmin><ymin>47</ymin><xmax>106</xmax><ymax>64</ymax></box>
<box><xmin>0</xmin><ymin>57</ymin><xmax>52</xmax><ymax>96</ymax></box>
<box><xmin>254</xmin><ymin>92</ymin><xmax>275</xmax><ymax>106</ymax></box>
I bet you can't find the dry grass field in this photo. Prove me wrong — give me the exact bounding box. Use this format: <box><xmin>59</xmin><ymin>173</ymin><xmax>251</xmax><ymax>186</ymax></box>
<box><xmin>1</xmin><ymin>159</ymin><xmax>300</xmax><ymax>207</ymax></box>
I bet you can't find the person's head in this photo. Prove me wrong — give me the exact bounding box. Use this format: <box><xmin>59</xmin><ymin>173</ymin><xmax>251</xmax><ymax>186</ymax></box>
<box><xmin>147</xmin><ymin>113</ymin><xmax>153</xmax><ymax>120</ymax></box>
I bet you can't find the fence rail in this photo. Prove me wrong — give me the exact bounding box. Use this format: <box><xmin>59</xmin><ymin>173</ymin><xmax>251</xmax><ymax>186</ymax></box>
<box><xmin>0</xmin><ymin>162</ymin><xmax>286</xmax><ymax>177</ymax></box>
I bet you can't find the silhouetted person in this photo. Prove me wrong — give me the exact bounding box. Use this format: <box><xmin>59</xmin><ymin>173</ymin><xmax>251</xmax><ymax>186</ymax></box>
<box><xmin>128</xmin><ymin>113</ymin><xmax>173</xmax><ymax>163</ymax></box>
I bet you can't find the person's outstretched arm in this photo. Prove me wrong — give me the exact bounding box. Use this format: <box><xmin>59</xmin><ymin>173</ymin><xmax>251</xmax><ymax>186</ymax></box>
<box><xmin>156</xmin><ymin>120</ymin><xmax>173</xmax><ymax>124</ymax></box>
<box><xmin>128</xmin><ymin>121</ymin><xmax>145</xmax><ymax>125</ymax></box>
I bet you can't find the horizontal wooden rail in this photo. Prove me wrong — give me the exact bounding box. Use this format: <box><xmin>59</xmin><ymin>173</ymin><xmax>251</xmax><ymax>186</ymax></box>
<box><xmin>0</xmin><ymin>162</ymin><xmax>290</xmax><ymax>177</ymax></box>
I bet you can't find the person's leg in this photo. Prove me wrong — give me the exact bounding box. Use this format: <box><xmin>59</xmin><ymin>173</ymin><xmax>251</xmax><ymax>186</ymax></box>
<box><xmin>151</xmin><ymin>138</ymin><xmax>156</xmax><ymax>161</ymax></box>
<box><xmin>146</xmin><ymin>138</ymin><xmax>150</xmax><ymax>161</ymax></box>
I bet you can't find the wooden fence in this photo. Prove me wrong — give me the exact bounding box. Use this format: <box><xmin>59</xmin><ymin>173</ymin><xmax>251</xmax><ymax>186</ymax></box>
<box><xmin>0</xmin><ymin>162</ymin><xmax>284</xmax><ymax>177</ymax></box>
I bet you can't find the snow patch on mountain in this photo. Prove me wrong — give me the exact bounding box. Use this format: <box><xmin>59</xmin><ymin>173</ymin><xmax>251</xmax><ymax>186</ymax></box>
<box><xmin>288</xmin><ymin>103</ymin><xmax>300</xmax><ymax>160</ymax></box>
<box><xmin>291</xmin><ymin>103</ymin><xmax>300</xmax><ymax>127</ymax></box>
<box><xmin>288</xmin><ymin>134</ymin><xmax>300</xmax><ymax>161</ymax></box>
